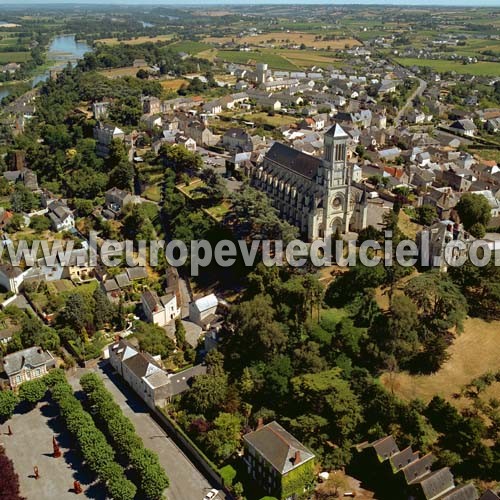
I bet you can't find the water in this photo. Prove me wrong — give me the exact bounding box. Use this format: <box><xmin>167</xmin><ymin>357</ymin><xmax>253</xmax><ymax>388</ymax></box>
<box><xmin>1</xmin><ymin>35</ymin><xmax>91</xmax><ymax>99</ymax></box>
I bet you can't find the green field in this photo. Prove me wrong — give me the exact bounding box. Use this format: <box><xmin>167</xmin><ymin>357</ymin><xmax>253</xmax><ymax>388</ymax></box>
<box><xmin>395</xmin><ymin>57</ymin><xmax>500</xmax><ymax>77</ymax></box>
<box><xmin>0</xmin><ymin>51</ymin><xmax>30</xmax><ymax>63</ymax></box>
<box><xmin>216</xmin><ymin>49</ymin><xmax>299</xmax><ymax>70</ymax></box>
<box><xmin>168</xmin><ymin>40</ymin><xmax>211</xmax><ymax>55</ymax></box>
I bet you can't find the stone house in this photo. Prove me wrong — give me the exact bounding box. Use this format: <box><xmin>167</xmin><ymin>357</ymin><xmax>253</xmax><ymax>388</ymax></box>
<box><xmin>2</xmin><ymin>346</ymin><xmax>55</xmax><ymax>389</ymax></box>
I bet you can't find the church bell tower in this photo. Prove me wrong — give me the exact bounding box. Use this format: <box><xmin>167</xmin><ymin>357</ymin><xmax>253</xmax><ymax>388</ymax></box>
<box><xmin>322</xmin><ymin>123</ymin><xmax>353</xmax><ymax>237</ymax></box>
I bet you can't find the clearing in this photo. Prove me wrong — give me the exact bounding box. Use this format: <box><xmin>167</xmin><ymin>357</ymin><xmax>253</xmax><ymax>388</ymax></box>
<box><xmin>380</xmin><ymin>317</ymin><xmax>500</xmax><ymax>406</ymax></box>
<box><xmin>95</xmin><ymin>34</ymin><xmax>173</xmax><ymax>45</ymax></box>
<box><xmin>395</xmin><ymin>57</ymin><xmax>500</xmax><ymax>77</ymax></box>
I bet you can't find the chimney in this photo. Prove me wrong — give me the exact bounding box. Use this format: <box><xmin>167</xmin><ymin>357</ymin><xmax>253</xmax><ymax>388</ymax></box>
<box><xmin>256</xmin><ymin>418</ymin><xmax>264</xmax><ymax>430</ymax></box>
<box><xmin>293</xmin><ymin>451</ymin><xmax>301</xmax><ymax>465</ymax></box>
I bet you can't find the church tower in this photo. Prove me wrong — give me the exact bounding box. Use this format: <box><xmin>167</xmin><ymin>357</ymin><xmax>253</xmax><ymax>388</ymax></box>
<box><xmin>322</xmin><ymin>123</ymin><xmax>353</xmax><ymax>237</ymax></box>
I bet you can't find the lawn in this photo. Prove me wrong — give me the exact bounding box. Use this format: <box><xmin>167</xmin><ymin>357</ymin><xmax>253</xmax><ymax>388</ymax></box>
<box><xmin>205</xmin><ymin>200</ymin><xmax>231</xmax><ymax>221</ymax></box>
<box><xmin>395</xmin><ymin>57</ymin><xmax>500</xmax><ymax>77</ymax></box>
<box><xmin>380</xmin><ymin>317</ymin><xmax>500</xmax><ymax>407</ymax></box>
<box><xmin>240</xmin><ymin>111</ymin><xmax>298</xmax><ymax>128</ymax></box>
<box><xmin>0</xmin><ymin>51</ymin><xmax>31</xmax><ymax>63</ymax></box>
<box><xmin>142</xmin><ymin>184</ymin><xmax>162</xmax><ymax>202</ymax></box>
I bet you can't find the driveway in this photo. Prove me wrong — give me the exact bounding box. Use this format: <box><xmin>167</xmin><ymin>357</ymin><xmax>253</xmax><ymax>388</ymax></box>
<box><xmin>68</xmin><ymin>364</ymin><xmax>219</xmax><ymax>500</ymax></box>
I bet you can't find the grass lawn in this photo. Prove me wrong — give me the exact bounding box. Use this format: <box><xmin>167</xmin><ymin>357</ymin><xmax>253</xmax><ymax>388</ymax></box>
<box><xmin>205</xmin><ymin>200</ymin><xmax>231</xmax><ymax>221</ymax></box>
<box><xmin>471</xmin><ymin>148</ymin><xmax>500</xmax><ymax>165</ymax></box>
<box><xmin>240</xmin><ymin>111</ymin><xmax>298</xmax><ymax>128</ymax></box>
<box><xmin>398</xmin><ymin>210</ymin><xmax>423</xmax><ymax>240</ymax></box>
<box><xmin>321</xmin><ymin>307</ymin><xmax>348</xmax><ymax>324</ymax></box>
<box><xmin>0</xmin><ymin>51</ymin><xmax>31</xmax><ymax>63</ymax></box>
<box><xmin>380</xmin><ymin>317</ymin><xmax>500</xmax><ymax>407</ymax></box>
<box><xmin>395</xmin><ymin>57</ymin><xmax>500</xmax><ymax>77</ymax></box>
<box><xmin>142</xmin><ymin>184</ymin><xmax>161</xmax><ymax>202</ymax></box>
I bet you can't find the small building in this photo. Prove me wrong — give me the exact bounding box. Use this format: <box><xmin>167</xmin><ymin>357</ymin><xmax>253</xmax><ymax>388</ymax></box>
<box><xmin>449</xmin><ymin>119</ymin><xmax>477</xmax><ymax>137</ymax></box>
<box><xmin>104</xmin><ymin>187</ymin><xmax>138</xmax><ymax>217</ymax></box>
<box><xmin>222</xmin><ymin>128</ymin><xmax>253</xmax><ymax>153</ymax></box>
<box><xmin>243</xmin><ymin>420</ymin><xmax>315</xmax><ymax>500</ymax></box>
<box><xmin>142</xmin><ymin>289</ymin><xmax>180</xmax><ymax>327</ymax></box>
<box><xmin>47</xmin><ymin>200</ymin><xmax>74</xmax><ymax>232</ymax></box>
<box><xmin>189</xmin><ymin>293</ymin><xmax>218</xmax><ymax>328</ymax></box>
<box><xmin>2</xmin><ymin>346</ymin><xmax>55</xmax><ymax>389</ymax></box>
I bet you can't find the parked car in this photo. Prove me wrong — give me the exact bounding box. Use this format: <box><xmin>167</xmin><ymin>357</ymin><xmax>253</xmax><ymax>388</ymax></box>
<box><xmin>203</xmin><ymin>489</ymin><xmax>219</xmax><ymax>500</ymax></box>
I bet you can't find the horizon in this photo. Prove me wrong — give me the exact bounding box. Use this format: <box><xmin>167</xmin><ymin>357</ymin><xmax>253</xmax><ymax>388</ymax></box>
<box><xmin>1</xmin><ymin>0</ymin><xmax>500</xmax><ymax>6</ymax></box>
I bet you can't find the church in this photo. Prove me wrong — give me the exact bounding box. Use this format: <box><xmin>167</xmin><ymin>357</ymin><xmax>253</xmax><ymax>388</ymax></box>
<box><xmin>252</xmin><ymin>123</ymin><xmax>368</xmax><ymax>241</ymax></box>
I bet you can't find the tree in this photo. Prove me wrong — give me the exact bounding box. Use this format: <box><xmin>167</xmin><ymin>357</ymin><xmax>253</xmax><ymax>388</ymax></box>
<box><xmin>29</xmin><ymin>215</ymin><xmax>51</xmax><ymax>232</ymax></box>
<box><xmin>0</xmin><ymin>390</ymin><xmax>18</xmax><ymax>422</ymax></box>
<box><xmin>174</xmin><ymin>318</ymin><xmax>187</xmax><ymax>349</ymax></box>
<box><xmin>10</xmin><ymin>184</ymin><xmax>37</xmax><ymax>213</ymax></box>
<box><xmin>455</xmin><ymin>193</ymin><xmax>491</xmax><ymax>232</ymax></box>
<box><xmin>205</xmin><ymin>412</ymin><xmax>242</xmax><ymax>462</ymax></box>
<box><xmin>136</xmin><ymin>323</ymin><xmax>175</xmax><ymax>360</ymax></box>
<box><xmin>93</xmin><ymin>287</ymin><xmax>113</xmax><ymax>330</ymax></box>
<box><xmin>186</xmin><ymin>373</ymin><xmax>228</xmax><ymax>417</ymax></box>
<box><xmin>18</xmin><ymin>378</ymin><xmax>47</xmax><ymax>407</ymax></box>
<box><xmin>0</xmin><ymin>446</ymin><xmax>25</xmax><ymax>500</ymax></box>
<box><xmin>417</xmin><ymin>204</ymin><xmax>438</xmax><ymax>226</ymax></box>
<box><xmin>59</xmin><ymin>293</ymin><xmax>92</xmax><ymax>333</ymax></box>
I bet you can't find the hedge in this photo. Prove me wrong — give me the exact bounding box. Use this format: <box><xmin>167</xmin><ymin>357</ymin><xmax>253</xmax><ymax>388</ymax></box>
<box><xmin>50</xmin><ymin>377</ymin><xmax>136</xmax><ymax>500</ymax></box>
<box><xmin>80</xmin><ymin>373</ymin><xmax>169</xmax><ymax>500</ymax></box>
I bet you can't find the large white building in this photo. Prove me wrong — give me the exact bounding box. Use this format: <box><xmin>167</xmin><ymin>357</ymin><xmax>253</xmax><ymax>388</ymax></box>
<box><xmin>252</xmin><ymin>123</ymin><xmax>367</xmax><ymax>240</ymax></box>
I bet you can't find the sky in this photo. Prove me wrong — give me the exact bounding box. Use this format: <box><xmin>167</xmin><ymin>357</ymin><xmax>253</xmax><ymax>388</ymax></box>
<box><xmin>1</xmin><ymin>0</ymin><xmax>500</xmax><ymax>5</ymax></box>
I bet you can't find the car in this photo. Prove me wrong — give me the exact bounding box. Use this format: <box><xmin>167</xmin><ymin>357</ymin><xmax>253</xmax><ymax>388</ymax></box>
<box><xmin>203</xmin><ymin>489</ymin><xmax>219</xmax><ymax>500</ymax></box>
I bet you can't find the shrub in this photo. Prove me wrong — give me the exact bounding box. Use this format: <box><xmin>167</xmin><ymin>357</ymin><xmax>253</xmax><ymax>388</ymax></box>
<box><xmin>219</xmin><ymin>464</ymin><xmax>237</xmax><ymax>487</ymax></box>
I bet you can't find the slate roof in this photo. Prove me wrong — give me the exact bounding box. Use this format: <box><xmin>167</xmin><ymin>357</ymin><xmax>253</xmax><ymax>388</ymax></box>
<box><xmin>192</xmin><ymin>293</ymin><xmax>218</xmax><ymax>313</ymax></box>
<box><xmin>166</xmin><ymin>364</ymin><xmax>207</xmax><ymax>397</ymax></box>
<box><xmin>325</xmin><ymin>123</ymin><xmax>349</xmax><ymax>138</ymax></box>
<box><xmin>126</xmin><ymin>266</ymin><xmax>148</xmax><ymax>281</ymax></box>
<box><xmin>404</xmin><ymin>453</ymin><xmax>436</xmax><ymax>484</ymax></box>
<box><xmin>415</xmin><ymin>468</ymin><xmax>455</xmax><ymax>500</ymax></box>
<box><xmin>243</xmin><ymin>421</ymin><xmax>315</xmax><ymax>475</ymax></box>
<box><xmin>371</xmin><ymin>435</ymin><xmax>400</xmax><ymax>460</ymax></box>
<box><xmin>3</xmin><ymin>347</ymin><xmax>54</xmax><ymax>376</ymax></box>
<box><xmin>437</xmin><ymin>484</ymin><xmax>479</xmax><ymax>500</ymax></box>
<box><xmin>265</xmin><ymin>142</ymin><xmax>322</xmax><ymax>180</ymax></box>
<box><xmin>389</xmin><ymin>446</ymin><xmax>419</xmax><ymax>471</ymax></box>
<box><xmin>122</xmin><ymin>349</ymin><xmax>159</xmax><ymax>379</ymax></box>
<box><xmin>480</xmin><ymin>490</ymin><xmax>500</xmax><ymax>500</ymax></box>
<box><xmin>0</xmin><ymin>263</ymin><xmax>23</xmax><ymax>279</ymax></box>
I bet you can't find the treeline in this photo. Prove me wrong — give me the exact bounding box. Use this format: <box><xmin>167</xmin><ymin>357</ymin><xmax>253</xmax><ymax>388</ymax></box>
<box><xmin>80</xmin><ymin>373</ymin><xmax>169</xmax><ymax>500</ymax></box>
<box><xmin>49</xmin><ymin>371</ymin><xmax>137</xmax><ymax>500</ymax></box>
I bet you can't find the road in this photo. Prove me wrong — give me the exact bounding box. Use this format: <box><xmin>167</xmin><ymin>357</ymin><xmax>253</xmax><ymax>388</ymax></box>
<box><xmin>394</xmin><ymin>76</ymin><xmax>427</xmax><ymax>127</ymax></box>
<box><xmin>68</xmin><ymin>364</ymin><xmax>222</xmax><ymax>500</ymax></box>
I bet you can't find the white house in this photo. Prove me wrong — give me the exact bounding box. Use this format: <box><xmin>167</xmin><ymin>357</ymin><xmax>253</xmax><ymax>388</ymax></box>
<box><xmin>189</xmin><ymin>293</ymin><xmax>218</xmax><ymax>328</ymax></box>
<box><xmin>141</xmin><ymin>289</ymin><xmax>180</xmax><ymax>327</ymax></box>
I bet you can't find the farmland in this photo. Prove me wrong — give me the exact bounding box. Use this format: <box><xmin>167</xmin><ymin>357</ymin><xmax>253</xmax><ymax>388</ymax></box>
<box><xmin>204</xmin><ymin>31</ymin><xmax>360</xmax><ymax>50</ymax></box>
<box><xmin>395</xmin><ymin>57</ymin><xmax>500</xmax><ymax>77</ymax></box>
<box><xmin>167</xmin><ymin>40</ymin><xmax>211</xmax><ymax>55</ymax></box>
<box><xmin>215</xmin><ymin>49</ymin><xmax>299</xmax><ymax>70</ymax></box>
<box><xmin>95</xmin><ymin>34</ymin><xmax>174</xmax><ymax>45</ymax></box>
<box><xmin>0</xmin><ymin>51</ymin><xmax>30</xmax><ymax>63</ymax></box>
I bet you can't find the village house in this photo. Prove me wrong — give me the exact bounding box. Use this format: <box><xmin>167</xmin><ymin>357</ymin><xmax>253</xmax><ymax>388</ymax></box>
<box><xmin>243</xmin><ymin>420</ymin><xmax>315</xmax><ymax>500</ymax></box>
<box><xmin>104</xmin><ymin>187</ymin><xmax>139</xmax><ymax>218</ymax></box>
<box><xmin>449</xmin><ymin>119</ymin><xmax>477</xmax><ymax>137</ymax></box>
<box><xmin>189</xmin><ymin>293</ymin><xmax>218</xmax><ymax>329</ymax></box>
<box><xmin>222</xmin><ymin>128</ymin><xmax>254</xmax><ymax>153</ymax></box>
<box><xmin>47</xmin><ymin>200</ymin><xmax>75</xmax><ymax>232</ymax></box>
<box><xmin>93</xmin><ymin>123</ymin><xmax>125</xmax><ymax>157</ymax></box>
<box><xmin>2</xmin><ymin>346</ymin><xmax>55</xmax><ymax>389</ymax></box>
<box><xmin>108</xmin><ymin>339</ymin><xmax>206</xmax><ymax>408</ymax></box>
<box><xmin>141</xmin><ymin>289</ymin><xmax>180</xmax><ymax>327</ymax></box>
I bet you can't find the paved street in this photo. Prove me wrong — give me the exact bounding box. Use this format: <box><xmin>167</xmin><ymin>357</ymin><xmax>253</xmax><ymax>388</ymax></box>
<box><xmin>394</xmin><ymin>76</ymin><xmax>427</xmax><ymax>127</ymax></box>
<box><xmin>68</xmin><ymin>364</ymin><xmax>218</xmax><ymax>500</ymax></box>
<box><xmin>1</xmin><ymin>400</ymin><xmax>105</xmax><ymax>500</ymax></box>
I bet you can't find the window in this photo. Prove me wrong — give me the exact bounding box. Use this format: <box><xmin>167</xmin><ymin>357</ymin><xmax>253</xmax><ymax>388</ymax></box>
<box><xmin>35</xmin><ymin>368</ymin><xmax>41</xmax><ymax>376</ymax></box>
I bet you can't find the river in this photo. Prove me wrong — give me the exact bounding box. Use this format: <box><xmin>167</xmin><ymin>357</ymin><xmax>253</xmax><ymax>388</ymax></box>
<box><xmin>0</xmin><ymin>34</ymin><xmax>91</xmax><ymax>100</ymax></box>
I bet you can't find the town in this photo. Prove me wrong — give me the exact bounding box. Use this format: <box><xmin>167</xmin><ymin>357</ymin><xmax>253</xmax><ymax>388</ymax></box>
<box><xmin>0</xmin><ymin>3</ymin><xmax>500</xmax><ymax>500</ymax></box>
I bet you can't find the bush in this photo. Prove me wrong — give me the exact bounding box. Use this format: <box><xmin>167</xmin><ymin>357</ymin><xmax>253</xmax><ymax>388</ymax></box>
<box><xmin>220</xmin><ymin>464</ymin><xmax>237</xmax><ymax>487</ymax></box>
<box><xmin>80</xmin><ymin>373</ymin><xmax>169</xmax><ymax>499</ymax></box>
<box><xmin>50</xmin><ymin>377</ymin><xmax>136</xmax><ymax>500</ymax></box>
<box><xmin>0</xmin><ymin>390</ymin><xmax>19</xmax><ymax>423</ymax></box>
<box><xmin>18</xmin><ymin>378</ymin><xmax>47</xmax><ymax>406</ymax></box>
<box><xmin>0</xmin><ymin>446</ymin><xmax>23</xmax><ymax>500</ymax></box>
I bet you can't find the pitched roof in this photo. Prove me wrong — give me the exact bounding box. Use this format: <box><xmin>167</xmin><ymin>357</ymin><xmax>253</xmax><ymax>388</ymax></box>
<box><xmin>243</xmin><ymin>421</ymin><xmax>314</xmax><ymax>475</ymax></box>
<box><xmin>193</xmin><ymin>293</ymin><xmax>218</xmax><ymax>313</ymax></box>
<box><xmin>325</xmin><ymin>123</ymin><xmax>349</xmax><ymax>138</ymax></box>
<box><xmin>3</xmin><ymin>347</ymin><xmax>54</xmax><ymax>376</ymax></box>
<box><xmin>437</xmin><ymin>484</ymin><xmax>479</xmax><ymax>500</ymax></box>
<box><xmin>265</xmin><ymin>142</ymin><xmax>322</xmax><ymax>180</ymax></box>
<box><xmin>415</xmin><ymin>468</ymin><xmax>455</xmax><ymax>500</ymax></box>
<box><xmin>480</xmin><ymin>491</ymin><xmax>500</xmax><ymax>500</ymax></box>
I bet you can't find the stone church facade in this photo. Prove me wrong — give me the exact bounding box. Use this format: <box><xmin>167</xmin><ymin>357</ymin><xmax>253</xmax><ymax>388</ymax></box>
<box><xmin>252</xmin><ymin>123</ymin><xmax>367</xmax><ymax>240</ymax></box>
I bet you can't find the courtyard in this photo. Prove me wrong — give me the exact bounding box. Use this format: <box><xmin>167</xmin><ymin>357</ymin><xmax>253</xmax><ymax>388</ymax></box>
<box><xmin>0</xmin><ymin>400</ymin><xmax>105</xmax><ymax>500</ymax></box>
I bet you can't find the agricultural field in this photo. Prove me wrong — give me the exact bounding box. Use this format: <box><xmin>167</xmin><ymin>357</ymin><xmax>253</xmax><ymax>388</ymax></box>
<box><xmin>98</xmin><ymin>65</ymin><xmax>146</xmax><ymax>78</ymax></box>
<box><xmin>160</xmin><ymin>78</ymin><xmax>188</xmax><ymax>91</ymax></box>
<box><xmin>215</xmin><ymin>49</ymin><xmax>299</xmax><ymax>70</ymax></box>
<box><xmin>0</xmin><ymin>51</ymin><xmax>30</xmax><ymax>63</ymax></box>
<box><xmin>167</xmin><ymin>40</ymin><xmax>211</xmax><ymax>55</ymax></box>
<box><xmin>204</xmin><ymin>31</ymin><xmax>360</xmax><ymax>50</ymax></box>
<box><xmin>395</xmin><ymin>57</ymin><xmax>500</xmax><ymax>77</ymax></box>
<box><xmin>95</xmin><ymin>34</ymin><xmax>174</xmax><ymax>45</ymax></box>
<box><xmin>380</xmin><ymin>317</ymin><xmax>500</xmax><ymax>408</ymax></box>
